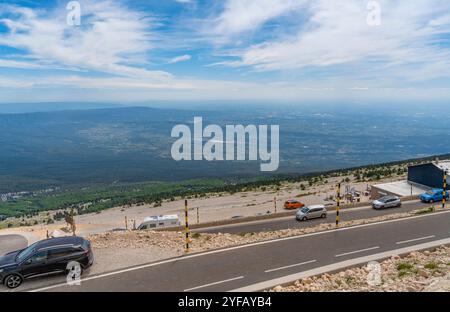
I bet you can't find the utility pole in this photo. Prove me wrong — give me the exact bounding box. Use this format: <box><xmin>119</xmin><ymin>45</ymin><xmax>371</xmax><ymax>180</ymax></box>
<box><xmin>274</xmin><ymin>197</ymin><xmax>277</xmax><ymax>214</ymax></box>
<box><xmin>336</xmin><ymin>183</ymin><xmax>341</xmax><ymax>228</ymax></box>
<box><xmin>197</xmin><ymin>207</ymin><xmax>199</xmax><ymax>224</ymax></box>
<box><xmin>185</xmin><ymin>199</ymin><xmax>190</xmax><ymax>253</ymax></box>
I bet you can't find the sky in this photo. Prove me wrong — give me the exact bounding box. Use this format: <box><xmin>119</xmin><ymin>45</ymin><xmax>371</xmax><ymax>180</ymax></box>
<box><xmin>0</xmin><ymin>0</ymin><xmax>450</xmax><ymax>104</ymax></box>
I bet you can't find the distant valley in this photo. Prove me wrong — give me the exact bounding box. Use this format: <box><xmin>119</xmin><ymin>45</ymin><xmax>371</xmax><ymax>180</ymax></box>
<box><xmin>0</xmin><ymin>102</ymin><xmax>449</xmax><ymax>193</ymax></box>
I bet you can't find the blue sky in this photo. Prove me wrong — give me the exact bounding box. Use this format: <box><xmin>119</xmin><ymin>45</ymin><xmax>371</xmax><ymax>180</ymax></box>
<box><xmin>1</xmin><ymin>0</ymin><xmax>450</xmax><ymax>104</ymax></box>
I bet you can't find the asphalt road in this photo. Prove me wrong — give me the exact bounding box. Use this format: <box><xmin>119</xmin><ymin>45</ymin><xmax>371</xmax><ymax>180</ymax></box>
<box><xmin>27</xmin><ymin>209</ymin><xmax>450</xmax><ymax>292</ymax></box>
<box><xmin>0</xmin><ymin>235</ymin><xmax>28</xmax><ymax>256</ymax></box>
<box><xmin>196</xmin><ymin>200</ymin><xmax>432</xmax><ymax>234</ymax></box>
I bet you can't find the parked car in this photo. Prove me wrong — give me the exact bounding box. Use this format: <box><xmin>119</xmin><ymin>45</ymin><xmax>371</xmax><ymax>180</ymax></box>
<box><xmin>372</xmin><ymin>195</ymin><xmax>402</xmax><ymax>209</ymax></box>
<box><xmin>284</xmin><ymin>199</ymin><xmax>305</xmax><ymax>210</ymax></box>
<box><xmin>0</xmin><ymin>236</ymin><xmax>94</xmax><ymax>289</ymax></box>
<box><xmin>419</xmin><ymin>189</ymin><xmax>449</xmax><ymax>203</ymax></box>
<box><xmin>296</xmin><ymin>205</ymin><xmax>327</xmax><ymax>221</ymax></box>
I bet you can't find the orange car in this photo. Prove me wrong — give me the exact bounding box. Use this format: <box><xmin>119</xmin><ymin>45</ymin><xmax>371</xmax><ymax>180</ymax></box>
<box><xmin>284</xmin><ymin>199</ymin><xmax>305</xmax><ymax>210</ymax></box>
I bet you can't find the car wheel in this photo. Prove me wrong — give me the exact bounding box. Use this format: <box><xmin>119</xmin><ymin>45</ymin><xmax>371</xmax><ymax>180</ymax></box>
<box><xmin>429</xmin><ymin>199</ymin><xmax>434</xmax><ymax>203</ymax></box>
<box><xmin>321</xmin><ymin>213</ymin><xmax>326</xmax><ymax>218</ymax></box>
<box><xmin>301</xmin><ymin>217</ymin><xmax>307</xmax><ymax>221</ymax></box>
<box><xmin>4</xmin><ymin>274</ymin><xmax>23</xmax><ymax>289</ymax></box>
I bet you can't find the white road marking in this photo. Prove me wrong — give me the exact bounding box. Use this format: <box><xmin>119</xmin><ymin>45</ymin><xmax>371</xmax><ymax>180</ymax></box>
<box><xmin>396</xmin><ymin>235</ymin><xmax>436</xmax><ymax>245</ymax></box>
<box><xmin>231</xmin><ymin>237</ymin><xmax>450</xmax><ymax>292</ymax></box>
<box><xmin>29</xmin><ymin>210</ymin><xmax>450</xmax><ymax>292</ymax></box>
<box><xmin>335</xmin><ymin>246</ymin><xmax>380</xmax><ymax>258</ymax></box>
<box><xmin>265</xmin><ymin>260</ymin><xmax>317</xmax><ymax>273</ymax></box>
<box><xmin>184</xmin><ymin>276</ymin><xmax>244</xmax><ymax>292</ymax></box>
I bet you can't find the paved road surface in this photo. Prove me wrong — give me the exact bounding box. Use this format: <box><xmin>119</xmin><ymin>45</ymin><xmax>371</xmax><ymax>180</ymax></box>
<box><xmin>27</xmin><ymin>210</ymin><xmax>450</xmax><ymax>292</ymax></box>
<box><xmin>197</xmin><ymin>200</ymin><xmax>431</xmax><ymax>234</ymax></box>
<box><xmin>0</xmin><ymin>235</ymin><xmax>28</xmax><ymax>256</ymax></box>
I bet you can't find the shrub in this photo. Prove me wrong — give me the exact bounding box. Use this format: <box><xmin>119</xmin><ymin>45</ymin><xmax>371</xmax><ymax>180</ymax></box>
<box><xmin>424</xmin><ymin>262</ymin><xmax>438</xmax><ymax>270</ymax></box>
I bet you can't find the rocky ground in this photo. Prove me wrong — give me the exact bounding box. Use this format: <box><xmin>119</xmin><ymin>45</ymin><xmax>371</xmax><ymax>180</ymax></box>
<box><xmin>271</xmin><ymin>246</ymin><xmax>450</xmax><ymax>292</ymax></box>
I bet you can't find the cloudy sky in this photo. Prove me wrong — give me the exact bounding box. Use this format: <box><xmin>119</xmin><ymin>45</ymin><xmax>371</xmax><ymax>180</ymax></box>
<box><xmin>1</xmin><ymin>0</ymin><xmax>450</xmax><ymax>103</ymax></box>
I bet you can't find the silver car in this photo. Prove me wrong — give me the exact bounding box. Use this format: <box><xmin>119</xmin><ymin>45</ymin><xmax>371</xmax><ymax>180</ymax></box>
<box><xmin>372</xmin><ymin>195</ymin><xmax>402</xmax><ymax>210</ymax></box>
<box><xmin>296</xmin><ymin>205</ymin><xmax>327</xmax><ymax>221</ymax></box>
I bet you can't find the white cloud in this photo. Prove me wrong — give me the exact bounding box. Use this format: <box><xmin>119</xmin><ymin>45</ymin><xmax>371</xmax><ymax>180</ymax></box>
<box><xmin>0</xmin><ymin>1</ymin><xmax>171</xmax><ymax>81</ymax></box>
<box><xmin>0</xmin><ymin>77</ymin><xmax>36</xmax><ymax>88</ymax></box>
<box><xmin>2</xmin><ymin>73</ymin><xmax>450</xmax><ymax>104</ymax></box>
<box><xmin>1</xmin><ymin>0</ymin><xmax>450</xmax><ymax>102</ymax></box>
<box><xmin>168</xmin><ymin>54</ymin><xmax>192</xmax><ymax>64</ymax></box>
<box><xmin>214</xmin><ymin>0</ymin><xmax>450</xmax><ymax>81</ymax></box>
<box><xmin>210</xmin><ymin>0</ymin><xmax>305</xmax><ymax>38</ymax></box>
<box><xmin>0</xmin><ymin>59</ymin><xmax>45</xmax><ymax>69</ymax></box>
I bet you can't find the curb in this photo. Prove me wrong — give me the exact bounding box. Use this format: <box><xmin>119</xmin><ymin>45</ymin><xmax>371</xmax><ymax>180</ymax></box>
<box><xmin>230</xmin><ymin>238</ymin><xmax>450</xmax><ymax>292</ymax></box>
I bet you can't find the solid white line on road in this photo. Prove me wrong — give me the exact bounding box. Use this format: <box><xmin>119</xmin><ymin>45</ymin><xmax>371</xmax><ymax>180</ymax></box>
<box><xmin>335</xmin><ymin>246</ymin><xmax>380</xmax><ymax>258</ymax></box>
<box><xmin>184</xmin><ymin>276</ymin><xmax>244</xmax><ymax>292</ymax></box>
<box><xmin>29</xmin><ymin>210</ymin><xmax>450</xmax><ymax>292</ymax></box>
<box><xmin>396</xmin><ymin>235</ymin><xmax>436</xmax><ymax>245</ymax></box>
<box><xmin>265</xmin><ymin>260</ymin><xmax>317</xmax><ymax>273</ymax></box>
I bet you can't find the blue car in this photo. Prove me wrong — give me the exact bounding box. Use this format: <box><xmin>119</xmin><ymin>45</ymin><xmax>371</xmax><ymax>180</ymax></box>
<box><xmin>419</xmin><ymin>189</ymin><xmax>449</xmax><ymax>203</ymax></box>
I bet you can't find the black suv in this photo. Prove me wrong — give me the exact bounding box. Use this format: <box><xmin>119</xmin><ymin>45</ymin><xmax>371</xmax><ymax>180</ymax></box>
<box><xmin>0</xmin><ymin>236</ymin><xmax>94</xmax><ymax>289</ymax></box>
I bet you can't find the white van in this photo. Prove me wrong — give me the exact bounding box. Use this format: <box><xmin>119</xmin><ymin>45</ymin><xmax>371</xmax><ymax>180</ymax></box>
<box><xmin>138</xmin><ymin>215</ymin><xmax>180</xmax><ymax>230</ymax></box>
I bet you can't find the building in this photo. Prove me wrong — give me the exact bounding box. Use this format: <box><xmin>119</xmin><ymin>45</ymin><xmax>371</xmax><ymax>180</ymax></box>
<box><xmin>408</xmin><ymin>161</ymin><xmax>450</xmax><ymax>190</ymax></box>
<box><xmin>370</xmin><ymin>180</ymin><xmax>428</xmax><ymax>199</ymax></box>
<box><xmin>371</xmin><ymin>160</ymin><xmax>450</xmax><ymax>199</ymax></box>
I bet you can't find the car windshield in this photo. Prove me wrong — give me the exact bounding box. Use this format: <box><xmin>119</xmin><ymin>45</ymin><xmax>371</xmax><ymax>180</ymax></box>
<box><xmin>301</xmin><ymin>208</ymin><xmax>309</xmax><ymax>213</ymax></box>
<box><xmin>16</xmin><ymin>241</ymin><xmax>38</xmax><ymax>262</ymax></box>
<box><xmin>378</xmin><ymin>197</ymin><xmax>390</xmax><ymax>203</ymax></box>
<box><xmin>426</xmin><ymin>191</ymin><xmax>435</xmax><ymax>195</ymax></box>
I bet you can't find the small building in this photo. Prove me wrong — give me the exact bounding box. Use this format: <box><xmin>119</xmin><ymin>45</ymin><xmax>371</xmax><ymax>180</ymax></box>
<box><xmin>371</xmin><ymin>160</ymin><xmax>450</xmax><ymax>199</ymax></box>
<box><xmin>408</xmin><ymin>161</ymin><xmax>450</xmax><ymax>190</ymax></box>
<box><xmin>137</xmin><ymin>214</ymin><xmax>180</xmax><ymax>230</ymax></box>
